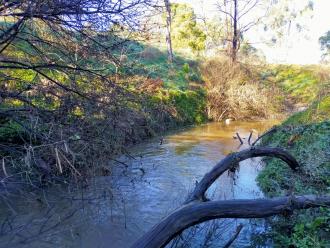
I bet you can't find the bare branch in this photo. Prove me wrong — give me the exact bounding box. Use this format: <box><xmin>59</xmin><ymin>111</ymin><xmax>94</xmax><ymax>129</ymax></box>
<box><xmin>187</xmin><ymin>147</ymin><xmax>299</xmax><ymax>202</ymax></box>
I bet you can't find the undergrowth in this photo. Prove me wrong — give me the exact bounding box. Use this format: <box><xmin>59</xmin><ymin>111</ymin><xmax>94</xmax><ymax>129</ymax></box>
<box><xmin>262</xmin><ymin>65</ymin><xmax>330</xmax><ymax>106</ymax></box>
<box><xmin>257</xmin><ymin>96</ymin><xmax>330</xmax><ymax>247</ymax></box>
<box><xmin>201</xmin><ymin>57</ymin><xmax>282</xmax><ymax>121</ymax></box>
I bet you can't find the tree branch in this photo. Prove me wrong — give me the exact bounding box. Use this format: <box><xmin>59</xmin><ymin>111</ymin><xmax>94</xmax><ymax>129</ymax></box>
<box><xmin>223</xmin><ymin>223</ymin><xmax>243</xmax><ymax>248</ymax></box>
<box><xmin>186</xmin><ymin>147</ymin><xmax>299</xmax><ymax>202</ymax></box>
<box><xmin>132</xmin><ymin>195</ymin><xmax>330</xmax><ymax>248</ymax></box>
<box><xmin>251</xmin><ymin>126</ymin><xmax>278</xmax><ymax>146</ymax></box>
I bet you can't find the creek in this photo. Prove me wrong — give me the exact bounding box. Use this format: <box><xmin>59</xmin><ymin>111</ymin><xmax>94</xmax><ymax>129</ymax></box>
<box><xmin>0</xmin><ymin>121</ymin><xmax>278</xmax><ymax>248</ymax></box>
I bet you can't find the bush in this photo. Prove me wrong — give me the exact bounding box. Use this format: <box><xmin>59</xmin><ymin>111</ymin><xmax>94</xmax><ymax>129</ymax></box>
<box><xmin>146</xmin><ymin>88</ymin><xmax>207</xmax><ymax>127</ymax></box>
<box><xmin>201</xmin><ymin>57</ymin><xmax>282</xmax><ymax>120</ymax></box>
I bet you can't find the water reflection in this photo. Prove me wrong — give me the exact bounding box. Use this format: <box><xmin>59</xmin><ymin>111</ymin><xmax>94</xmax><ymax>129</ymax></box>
<box><xmin>0</xmin><ymin>120</ymin><xmax>278</xmax><ymax>248</ymax></box>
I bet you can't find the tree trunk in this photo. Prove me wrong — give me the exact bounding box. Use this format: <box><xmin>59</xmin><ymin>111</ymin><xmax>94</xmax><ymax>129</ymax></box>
<box><xmin>164</xmin><ymin>0</ymin><xmax>173</xmax><ymax>63</ymax></box>
<box><xmin>231</xmin><ymin>0</ymin><xmax>238</xmax><ymax>63</ymax></box>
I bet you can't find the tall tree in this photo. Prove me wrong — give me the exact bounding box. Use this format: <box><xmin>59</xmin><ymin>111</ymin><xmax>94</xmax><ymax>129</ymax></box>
<box><xmin>232</xmin><ymin>0</ymin><xmax>238</xmax><ymax>63</ymax></box>
<box><xmin>164</xmin><ymin>0</ymin><xmax>174</xmax><ymax>63</ymax></box>
<box><xmin>215</xmin><ymin>0</ymin><xmax>314</xmax><ymax>63</ymax></box>
<box><xmin>216</xmin><ymin>0</ymin><xmax>262</xmax><ymax>63</ymax></box>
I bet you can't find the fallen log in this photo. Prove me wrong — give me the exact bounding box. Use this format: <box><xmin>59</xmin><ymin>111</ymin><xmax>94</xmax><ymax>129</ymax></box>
<box><xmin>186</xmin><ymin>147</ymin><xmax>299</xmax><ymax>202</ymax></box>
<box><xmin>132</xmin><ymin>195</ymin><xmax>330</xmax><ymax>248</ymax></box>
<box><xmin>131</xmin><ymin>147</ymin><xmax>329</xmax><ymax>248</ymax></box>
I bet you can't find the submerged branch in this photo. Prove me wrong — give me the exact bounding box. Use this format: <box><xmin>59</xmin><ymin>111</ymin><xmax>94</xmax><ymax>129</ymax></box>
<box><xmin>223</xmin><ymin>224</ymin><xmax>243</xmax><ymax>248</ymax></box>
<box><xmin>251</xmin><ymin>126</ymin><xmax>278</xmax><ymax>146</ymax></box>
<box><xmin>235</xmin><ymin>132</ymin><xmax>244</xmax><ymax>145</ymax></box>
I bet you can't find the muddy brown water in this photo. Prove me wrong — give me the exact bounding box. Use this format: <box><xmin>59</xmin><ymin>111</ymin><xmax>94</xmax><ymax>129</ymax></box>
<box><xmin>0</xmin><ymin>121</ymin><xmax>278</xmax><ymax>248</ymax></box>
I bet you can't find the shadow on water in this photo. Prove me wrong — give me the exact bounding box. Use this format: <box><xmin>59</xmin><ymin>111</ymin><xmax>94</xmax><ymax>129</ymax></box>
<box><xmin>0</xmin><ymin>120</ymin><xmax>278</xmax><ymax>248</ymax></box>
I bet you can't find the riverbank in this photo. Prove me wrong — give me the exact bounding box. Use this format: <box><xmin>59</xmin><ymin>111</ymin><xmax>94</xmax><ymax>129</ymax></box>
<box><xmin>257</xmin><ymin>96</ymin><xmax>330</xmax><ymax>247</ymax></box>
<box><xmin>0</xmin><ymin>87</ymin><xmax>207</xmax><ymax>192</ymax></box>
<box><xmin>202</xmin><ymin>59</ymin><xmax>330</xmax><ymax>121</ymax></box>
<box><xmin>0</xmin><ymin>21</ymin><xmax>212</xmax><ymax>191</ymax></box>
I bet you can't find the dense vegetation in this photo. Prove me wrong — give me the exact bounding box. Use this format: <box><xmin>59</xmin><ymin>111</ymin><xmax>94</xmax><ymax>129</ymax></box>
<box><xmin>201</xmin><ymin>58</ymin><xmax>330</xmax><ymax>121</ymax></box>
<box><xmin>0</xmin><ymin>24</ymin><xmax>207</xmax><ymax>188</ymax></box>
<box><xmin>257</xmin><ymin>96</ymin><xmax>330</xmax><ymax>247</ymax></box>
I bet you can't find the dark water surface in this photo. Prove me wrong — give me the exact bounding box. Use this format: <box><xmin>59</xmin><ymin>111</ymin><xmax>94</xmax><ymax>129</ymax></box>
<box><xmin>0</xmin><ymin>121</ymin><xmax>278</xmax><ymax>248</ymax></box>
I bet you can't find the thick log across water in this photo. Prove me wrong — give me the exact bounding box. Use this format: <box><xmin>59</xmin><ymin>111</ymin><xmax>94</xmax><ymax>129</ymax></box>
<box><xmin>133</xmin><ymin>195</ymin><xmax>330</xmax><ymax>248</ymax></box>
<box><xmin>132</xmin><ymin>147</ymin><xmax>329</xmax><ymax>248</ymax></box>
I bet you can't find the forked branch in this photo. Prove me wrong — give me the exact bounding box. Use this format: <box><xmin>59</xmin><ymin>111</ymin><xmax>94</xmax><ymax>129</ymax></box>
<box><xmin>251</xmin><ymin>126</ymin><xmax>278</xmax><ymax>146</ymax></box>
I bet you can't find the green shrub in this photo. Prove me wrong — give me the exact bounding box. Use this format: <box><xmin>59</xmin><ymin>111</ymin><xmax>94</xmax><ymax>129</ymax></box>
<box><xmin>169</xmin><ymin>89</ymin><xmax>207</xmax><ymax>124</ymax></box>
<box><xmin>148</xmin><ymin>89</ymin><xmax>207</xmax><ymax>126</ymax></box>
<box><xmin>0</xmin><ymin>118</ymin><xmax>24</xmax><ymax>144</ymax></box>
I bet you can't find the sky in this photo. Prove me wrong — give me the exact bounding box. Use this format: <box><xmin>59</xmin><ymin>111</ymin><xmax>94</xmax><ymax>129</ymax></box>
<box><xmin>174</xmin><ymin>0</ymin><xmax>330</xmax><ymax>64</ymax></box>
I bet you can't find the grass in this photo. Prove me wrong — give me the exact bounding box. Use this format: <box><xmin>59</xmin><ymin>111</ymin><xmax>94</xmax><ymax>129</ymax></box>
<box><xmin>261</xmin><ymin>65</ymin><xmax>330</xmax><ymax>106</ymax></box>
<box><xmin>257</xmin><ymin>96</ymin><xmax>330</xmax><ymax>247</ymax></box>
<box><xmin>283</xmin><ymin>95</ymin><xmax>330</xmax><ymax>125</ymax></box>
<box><xmin>122</xmin><ymin>42</ymin><xmax>203</xmax><ymax>90</ymax></box>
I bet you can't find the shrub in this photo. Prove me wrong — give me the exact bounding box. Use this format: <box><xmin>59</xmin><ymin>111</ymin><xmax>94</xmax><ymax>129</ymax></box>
<box><xmin>201</xmin><ymin>57</ymin><xmax>281</xmax><ymax>120</ymax></box>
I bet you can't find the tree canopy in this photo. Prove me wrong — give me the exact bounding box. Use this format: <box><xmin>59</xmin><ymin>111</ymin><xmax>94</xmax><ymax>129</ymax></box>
<box><xmin>170</xmin><ymin>3</ymin><xmax>206</xmax><ymax>54</ymax></box>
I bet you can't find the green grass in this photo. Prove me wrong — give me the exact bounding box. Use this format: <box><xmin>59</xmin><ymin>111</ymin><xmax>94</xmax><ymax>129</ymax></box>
<box><xmin>283</xmin><ymin>96</ymin><xmax>330</xmax><ymax>125</ymax></box>
<box><xmin>121</xmin><ymin>42</ymin><xmax>203</xmax><ymax>90</ymax></box>
<box><xmin>262</xmin><ymin>65</ymin><xmax>330</xmax><ymax>105</ymax></box>
<box><xmin>257</xmin><ymin>96</ymin><xmax>330</xmax><ymax>247</ymax></box>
